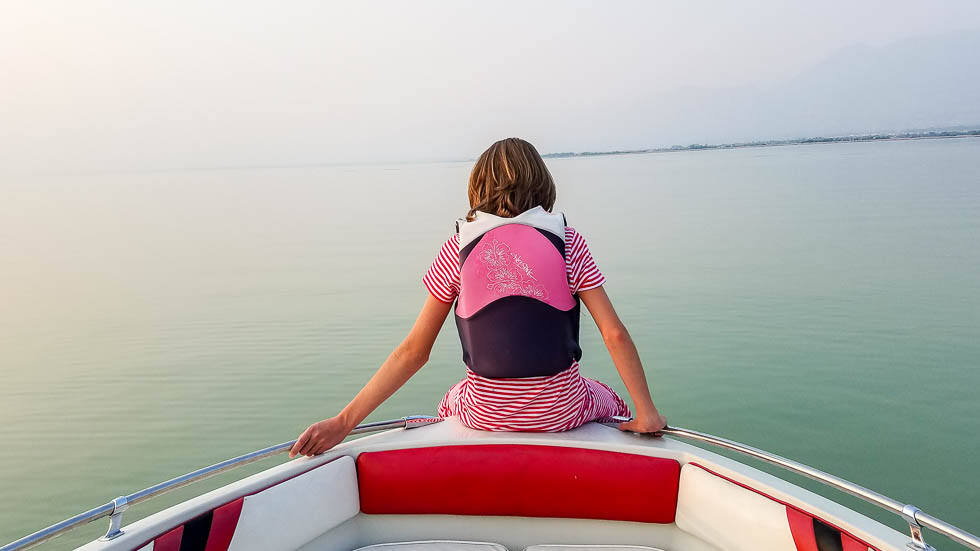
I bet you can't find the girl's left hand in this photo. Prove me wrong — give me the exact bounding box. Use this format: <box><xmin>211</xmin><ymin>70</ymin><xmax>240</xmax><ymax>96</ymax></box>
<box><xmin>289</xmin><ymin>416</ymin><xmax>352</xmax><ymax>458</ymax></box>
<box><xmin>618</xmin><ymin>412</ymin><xmax>668</xmax><ymax>436</ymax></box>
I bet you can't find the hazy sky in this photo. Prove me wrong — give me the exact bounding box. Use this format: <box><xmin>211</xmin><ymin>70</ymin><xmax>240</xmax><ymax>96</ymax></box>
<box><xmin>3</xmin><ymin>1</ymin><xmax>980</xmax><ymax>171</ymax></box>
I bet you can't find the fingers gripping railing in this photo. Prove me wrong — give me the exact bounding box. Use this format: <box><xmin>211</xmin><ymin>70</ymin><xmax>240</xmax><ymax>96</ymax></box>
<box><xmin>0</xmin><ymin>416</ymin><xmax>442</xmax><ymax>551</ymax></box>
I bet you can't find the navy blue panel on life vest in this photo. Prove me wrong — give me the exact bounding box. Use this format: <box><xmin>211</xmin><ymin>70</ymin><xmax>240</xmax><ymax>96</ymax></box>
<box><xmin>455</xmin><ymin>295</ymin><xmax>582</xmax><ymax>378</ymax></box>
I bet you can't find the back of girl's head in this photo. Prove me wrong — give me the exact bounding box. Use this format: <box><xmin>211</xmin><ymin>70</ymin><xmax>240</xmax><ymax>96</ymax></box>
<box><xmin>467</xmin><ymin>138</ymin><xmax>556</xmax><ymax>221</ymax></box>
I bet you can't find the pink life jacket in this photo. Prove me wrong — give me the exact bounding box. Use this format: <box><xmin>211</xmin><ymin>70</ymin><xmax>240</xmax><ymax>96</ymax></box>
<box><xmin>455</xmin><ymin>206</ymin><xmax>582</xmax><ymax>378</ymax></box>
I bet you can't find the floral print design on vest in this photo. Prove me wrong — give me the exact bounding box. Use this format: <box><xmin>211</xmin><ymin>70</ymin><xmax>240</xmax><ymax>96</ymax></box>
<box><xmin>479</xmin><ymin>238</ymin><xmax>549</xmax><ymax>299</ymax></box>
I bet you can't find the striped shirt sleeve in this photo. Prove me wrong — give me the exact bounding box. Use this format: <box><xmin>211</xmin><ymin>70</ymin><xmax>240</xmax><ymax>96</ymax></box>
<box><xmin>564</xmin><ymin>227</ymin><xmax>606</xmax><ymax>294</ymax></box>
<box><xmin>423</xmin><ymin>234</ymin><xmax>461</xmax><ymax>303</ymax></box>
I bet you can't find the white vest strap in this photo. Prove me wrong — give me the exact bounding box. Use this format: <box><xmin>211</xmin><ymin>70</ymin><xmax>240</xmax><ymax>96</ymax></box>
<box><xmin>457</xmin><ymin>206</ymin><xmax>566</xmax><ymax>250</ymax></box>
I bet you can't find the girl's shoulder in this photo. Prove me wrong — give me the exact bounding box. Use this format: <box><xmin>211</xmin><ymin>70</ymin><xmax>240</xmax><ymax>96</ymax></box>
<box><xmin>563</xmin><ymin>226</ymin><xmax>589</xmax><ymax>253</ymax></box>
<box><xmin>434</xmin><ymin>233</ymin><xmax>460</xmax><ymax>256</ymax></box>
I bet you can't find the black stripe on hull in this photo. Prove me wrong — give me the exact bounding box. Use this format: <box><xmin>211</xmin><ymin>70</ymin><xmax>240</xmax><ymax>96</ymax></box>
<box><xmin>178</xmin><ymin>510</ymin><xmax>214</xmax><ymax>551</ymax></box>
<box><xmin>813</xmin><ymin>518</ymin><xmax>844</xmax><ymax>551</ymax></box>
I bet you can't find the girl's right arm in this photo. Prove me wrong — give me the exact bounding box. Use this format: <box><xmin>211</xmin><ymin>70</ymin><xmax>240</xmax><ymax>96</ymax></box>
<box><xmin>289</xmin><ymin>294</ymin><xmax>452</xmax><ymax>457</ymax></box>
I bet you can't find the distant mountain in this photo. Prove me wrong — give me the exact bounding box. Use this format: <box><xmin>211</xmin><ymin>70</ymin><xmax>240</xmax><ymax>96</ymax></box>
<box><xmin>607</xmin><ymin>31</ymin><xmax>980</xmax><ymax>148</ymax></box>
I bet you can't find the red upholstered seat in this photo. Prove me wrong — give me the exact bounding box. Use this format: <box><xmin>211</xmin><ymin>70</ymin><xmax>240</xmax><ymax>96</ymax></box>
<box><xmin>357</xmin><ymin>444</ymin><xmax>680</xmax><ymax>523</ymax></box>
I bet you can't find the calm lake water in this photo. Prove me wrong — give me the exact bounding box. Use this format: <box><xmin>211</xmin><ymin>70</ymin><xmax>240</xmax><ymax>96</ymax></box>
<box><xmin>1</xmin><ymin>138</ymin><xmax>978</xmax><ymax>548</ymax></box>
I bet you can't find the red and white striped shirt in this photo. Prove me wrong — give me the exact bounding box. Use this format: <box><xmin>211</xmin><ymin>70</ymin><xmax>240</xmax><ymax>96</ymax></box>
<box><xmin>424</xmin><ymin>226</ymin><xmax>630</xmax><ymax>432</ymax></box>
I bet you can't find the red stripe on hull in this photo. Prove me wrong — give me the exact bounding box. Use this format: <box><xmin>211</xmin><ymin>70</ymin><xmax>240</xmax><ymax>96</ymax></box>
<box><xmin>204</xmin><ymin>497</ymin><xmax>244</xmax><ymax>551</ymax></box>
<box><xmin>153</xmin><ymin>525</ymin><xmax>183</xmax><ymax>551</ymax></box>
<box><xmin>787</xmin><ymin>506</ymin><xmax>819</xmax><ymax>551</ymax></box>
<box><xmin>842</xmin><ymin>533</ymin><xmax>870</xmax><ymax>551</ymax></box>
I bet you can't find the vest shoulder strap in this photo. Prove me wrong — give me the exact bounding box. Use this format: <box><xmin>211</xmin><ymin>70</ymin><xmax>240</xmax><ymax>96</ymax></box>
<box><xmin>457</xmin><ymin>206</ymin><xmax>566</xmax><ymax>249</ymax></box>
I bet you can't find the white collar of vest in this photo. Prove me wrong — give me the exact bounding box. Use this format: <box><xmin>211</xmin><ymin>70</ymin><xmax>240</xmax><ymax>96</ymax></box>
<box><xmin>457</xmin><ymin>206</ymin><xmax>566</xmax><ymax>249</ymax></box>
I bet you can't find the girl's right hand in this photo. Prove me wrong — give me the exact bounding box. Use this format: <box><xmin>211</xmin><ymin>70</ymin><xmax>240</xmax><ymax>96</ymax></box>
<box><xmin>289</xmin><ymin>416</ymin><xmax>352</xmax><ymax>458</ymax></box>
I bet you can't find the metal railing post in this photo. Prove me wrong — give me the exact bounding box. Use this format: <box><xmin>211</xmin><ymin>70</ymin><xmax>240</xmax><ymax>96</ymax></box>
<box><xmin>902</xmin><ymin>505</ymin><xmax>936</xmax><ymax>551</ymax></box>
<box><xmin>99</xmin><ymin>497</ymin><xmax>129</xmax><ymax>541</ymax></box>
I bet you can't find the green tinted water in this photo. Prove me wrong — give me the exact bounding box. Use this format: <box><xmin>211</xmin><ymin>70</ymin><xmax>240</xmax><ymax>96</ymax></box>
<box><xmin>1</xmin><ymin>138</ymin><xmax>978</xmax><ymax>548</ymax></box>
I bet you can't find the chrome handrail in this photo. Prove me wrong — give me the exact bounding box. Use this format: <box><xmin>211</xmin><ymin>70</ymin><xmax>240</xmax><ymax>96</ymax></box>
<box><xmin>648</xmin><ymin>424</ymin><xmax>979</xmax><ymax>551</ymax></box>
<box><xmin>0</xmin><ymin>415</ymin><xmax>443</xmax><ymax>551</ymax></box>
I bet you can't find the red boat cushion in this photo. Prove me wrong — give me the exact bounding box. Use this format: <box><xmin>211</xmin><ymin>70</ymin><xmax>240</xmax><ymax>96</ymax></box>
<box><xmin>357</xmin><ymin>444</ymin><xmax>680</xmax><ymax>523</ymax></box>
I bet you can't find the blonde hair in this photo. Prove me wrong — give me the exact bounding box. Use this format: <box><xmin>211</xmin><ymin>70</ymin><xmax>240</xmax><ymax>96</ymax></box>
<box><xmin>467</xmin><ymin>138</ymin><xmax>556</xmax><ymax>221</ymax></box>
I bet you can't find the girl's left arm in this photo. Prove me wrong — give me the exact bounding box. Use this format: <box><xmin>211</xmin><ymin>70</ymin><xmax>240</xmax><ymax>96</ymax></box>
<box><xmin>289</xmin><ymin>294</ymin><xmax>452</xmax><ymax>457</ymax></box>
<box><xmin>580</xmin><ymin>286</ymin><xmax>667</xmax><ymax>434</ymax></box>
